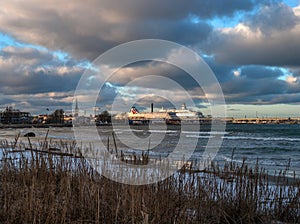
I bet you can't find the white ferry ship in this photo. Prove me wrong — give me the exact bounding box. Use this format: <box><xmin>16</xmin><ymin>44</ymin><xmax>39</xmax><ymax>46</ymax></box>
<box><xmin>127</xmin><ymin>103</ymin><xmax>203</xmax><ymax>125</ymax></box>
<box><xmin>158</xmin><ymin>103</ymin><xmax>204</xmax><ymax>120</ymax></box>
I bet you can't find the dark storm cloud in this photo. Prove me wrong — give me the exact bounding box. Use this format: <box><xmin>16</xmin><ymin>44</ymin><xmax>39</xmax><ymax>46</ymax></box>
<box><xmin>222</xmin><ymin>77</ymin><xmax>286</xmax><ymax>97</ymax></box>
<box><xmin>245</xmin><ymin>3</ymin><xmax>299</xmax><ymax>33</ymax></box>
<box><xmin>0</xmin><ymin>0</ymin><xmax>299</xmax><ymax>111</ymax></box>
<box><xmin>289</xmin><ymin>67</ymin><xmax>300</xmax><ymax>77</ymax></box>
<box><xmin>1</xmin><ymin>46</ymin><xmax>53</xmax><ymax>62</ymax></box>
<box><xmin>239</xmin><ymin>66</ymin><xmax>283</xmax><ymax>79</ymax></box>
<box><xmin>0</xmin><ymin>97</ymin><xmax>16</xmax><ymax>105</ymax></box>
<box><xmin>0</xmin><ymin>0</ymin><xmax>265</xmax><ymax>60</ymax></box>
<box><xmin>114</xmin><ymin>55</ymin><xmax>298</xmax><ymax>106</ymax></box>
<box><xmin>220</xmin><ymin>65</ymin><xmax>300</xmax><ymax>104</ymax></box>
<box><xmin>107</xmin><ymin>60</ymin><xmax>203</xmax><ymax>91</ymax></box>
<box><xmin>268</xmin><ymin>94</ymin><xmax>300</xmax><ymax>104</ymax></box>
<box><xmin>95</xmin><ymin>0</ymin><xmax>259</xmax><ymax>20</ymax></box>
<box><xmin>204</xmin><ymin>56</ymin><xmax>237</xmax><ymax>83</ymax></box>
<box><xmin>102</xmin><ymin>57</ymin><xmax>300</xmax><ymax>105</ymax></box>
<box><xmin>96</xmin><ymin>84</ymin><xmax>118</xmax><ymax>108</ymax></box>
<box><xmin>28</xmin><ymin>99</ymin><xmax>71</xmax><ymax>108</ymax></box>
<box><xmin>203</xmin><ymin>3</ymin><xmax>300</xmax><ymax>66</ymax></box>
<box><xmin>0</xmin><ymin>46</ymin><xmax>83</xmax><ymax>95</ymax></box>
<box><xmin>1</xmin><ymin>71</ymin><xmax>80</xmax><ymax>95</ymax></box>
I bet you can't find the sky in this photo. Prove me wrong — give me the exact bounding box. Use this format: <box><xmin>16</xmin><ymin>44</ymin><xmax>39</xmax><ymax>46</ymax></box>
<box><xmin>0</xmin><ymin>0</ymin><xmax>300</xmax><ymax>117</ymax></box>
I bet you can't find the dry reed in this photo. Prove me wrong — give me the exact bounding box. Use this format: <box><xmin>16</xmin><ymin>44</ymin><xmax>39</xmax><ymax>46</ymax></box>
<box><xmin>0</xmin><ymin>137</ymin><xmax>299</xmax><ymax>223</ymax></box>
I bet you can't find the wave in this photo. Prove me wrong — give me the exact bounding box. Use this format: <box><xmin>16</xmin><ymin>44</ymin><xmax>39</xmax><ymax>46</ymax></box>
<box><xmin>149</xmin><ymin>130</ymin><xmax>178</xmax><ymax>134</ymax></box>
<box><xmin>115</xmin><ymin>129</ymin><xmax>178</xmax><ymax>134</ymax></box>
<box><xmin>186</xmin><ymin>135</ymin><xmax>212</xmax><ymax>139</ymax></box>
<box><xmin>47</xmin><ymin>135</ymin><xmax>76</xmax><ymax>140</ymax></box>
<box><xmin>218</xmin><ymin>155</ymin><xmax>245</xmax><ymax>164</ymax></box>
<box><xmin>122</xmin><ymin>148</ymin><xmax>169</xmax><ymax>157</ymax></box>
<box><xmin>222</xmin><ymin>136</ymin><xmax>300</xmax><ymax>142</ymax></box>
<box><xmin>183</xmin><ymin>131</ymin><xmax>229</xmax><ymax>135</ymax></box>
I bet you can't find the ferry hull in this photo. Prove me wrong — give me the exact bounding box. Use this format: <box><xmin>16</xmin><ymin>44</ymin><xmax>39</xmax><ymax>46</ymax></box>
<box><xmin>128</xmin><ymin>118</ymin><xmax>180</xmax><ymax>125</ymax></box>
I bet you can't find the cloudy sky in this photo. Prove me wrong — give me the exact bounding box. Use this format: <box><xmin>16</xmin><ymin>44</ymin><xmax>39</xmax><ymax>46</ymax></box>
<box><xmin>0</xmin><ymin>0</ymin><xmax>300</xmax><ymax>117</ymax></box>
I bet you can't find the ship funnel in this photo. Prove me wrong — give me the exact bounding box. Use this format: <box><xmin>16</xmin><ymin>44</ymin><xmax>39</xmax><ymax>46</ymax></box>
<box><xmin>130</xmin><ymin>107</ymin><xmax>139</xmax><ymax>114</ymax></box>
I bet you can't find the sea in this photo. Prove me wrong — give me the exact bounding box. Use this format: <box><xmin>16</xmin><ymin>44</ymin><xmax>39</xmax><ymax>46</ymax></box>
<box><xmin>0</xmin><ymin>123</ymin><xmax>299</xmax><ymax>178</ymax></box>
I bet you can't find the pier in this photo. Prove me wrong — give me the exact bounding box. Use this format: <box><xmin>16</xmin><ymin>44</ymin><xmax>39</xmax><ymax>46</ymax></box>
<box><xmin>127</xmin><ymin>116</ymin><xmax>300</xmax><ymax>125</ymax></box>
<box><xmin>230</xmin><ymin>117</ymin><xmax>300</xmax><ymax>124</ymax></box>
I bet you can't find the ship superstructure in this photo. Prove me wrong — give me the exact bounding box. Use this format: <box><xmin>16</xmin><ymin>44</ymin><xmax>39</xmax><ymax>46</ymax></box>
<box><xmin>127</xmin><ymin>103</ymin><xmax>203</xmax><ymax>125</ymax></box>
<box><xmin>127</xmin><ymin>106</ymin><xmax>180</xmax><ymax>125</ymax></box>
<box><xmin>159</xmin><ymin>103</ymin><xmax>204</xmax><ymax>120</ymax></box>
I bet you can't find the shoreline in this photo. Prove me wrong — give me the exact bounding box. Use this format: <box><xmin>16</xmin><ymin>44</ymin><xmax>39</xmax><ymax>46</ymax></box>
<box><xmin>1</xmin><ymin>120</ymin><xmax>300</xmax><ymax>129</ymax></box>
<box><xmin>0</xmin><ymin>123</ymin><xmax>73</xmax><ymax>129</ymax></box>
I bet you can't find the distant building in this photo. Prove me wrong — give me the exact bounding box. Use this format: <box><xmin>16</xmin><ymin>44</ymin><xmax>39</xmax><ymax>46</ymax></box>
<box><xmin>32</xmin><ymin>109</ymin><xmax>66</xmax><ymax>124</ymax></box>
<box><xmin>113</xmin><ymin>112</ymin><xmax>128</xmax><ymax>120</ymax></box>
<box><xmin>74</xmin><ymin>98</ymin><xmax>79</xmax><ymax>117</ymax></box>
<box><xmin>64</xmin><ymin>114</ymin><xmax>73</xmax><ymax>124</ymax></box>
<box><xmin>94</xmin><ymin>110</ymin><xmax>111</xmax><ymax>125</ymax></box>
<box><xmin>32</xmin><ymin>114</ymin><xmax>52</xmax><ymax>124</ymax></box>
<box><xmin>0</xmin><ymin>106</ymin><xmax>31</xmax><ymax>124</ymax></box>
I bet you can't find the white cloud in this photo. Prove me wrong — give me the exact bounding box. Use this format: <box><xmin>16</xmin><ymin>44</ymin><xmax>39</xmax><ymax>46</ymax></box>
<box><xmin>293</xmin><ymin>5</ymin><xmax>300</xmax><ymax>16</ymax></box>
<box><xmin>286</xmin><ymin>75</ymin><xmax>298</xmax><ymax>83</ymax></box>
<box><xmin>233</xmin><ymin>70</ymin><xmax>241</xmax><ymax>77</ymax></box>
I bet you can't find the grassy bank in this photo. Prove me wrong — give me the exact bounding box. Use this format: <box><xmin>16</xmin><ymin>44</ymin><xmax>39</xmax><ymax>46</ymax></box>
<box><xmin>0</xmin><ymin>139</ymin><xmax>299</xmax><ymax>223</ymax></box>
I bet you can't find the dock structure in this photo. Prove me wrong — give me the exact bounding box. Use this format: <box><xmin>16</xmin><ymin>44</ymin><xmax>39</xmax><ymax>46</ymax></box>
<box><xmin>230</xmin><ymin>117</ymin><xmax>300</xmax><ymax>124</ymax></box>
<box><xmin>128</xmin><ymin>114</ymin><xmax>300</xmax><ymax>125</ymax></box>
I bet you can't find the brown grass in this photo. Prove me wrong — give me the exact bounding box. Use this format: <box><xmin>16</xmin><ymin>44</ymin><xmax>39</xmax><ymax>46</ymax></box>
<box><xmin>0</xmin><ymin>138</ymin><xmax>299</xmax><ymax>223</ymax></box>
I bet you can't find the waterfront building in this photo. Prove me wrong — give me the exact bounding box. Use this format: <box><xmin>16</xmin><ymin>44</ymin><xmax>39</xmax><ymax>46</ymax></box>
<box><xmin>0</xmin><ymin>106</ymin><xmax>31</xmax><ymax>124</ymax></box>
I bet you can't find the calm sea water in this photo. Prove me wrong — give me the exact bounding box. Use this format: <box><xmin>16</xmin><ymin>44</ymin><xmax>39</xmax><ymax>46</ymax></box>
<box><xmin>1</xmin><ymin>123</ymin><xmax>299</xmax><ymax>177</ymax></box>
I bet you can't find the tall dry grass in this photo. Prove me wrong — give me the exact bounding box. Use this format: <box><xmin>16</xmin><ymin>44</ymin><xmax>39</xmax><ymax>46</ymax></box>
<box><xmin>0</xmin><ymin>137</ymin><xmax>299</xmax><ymax>223</ymax></box>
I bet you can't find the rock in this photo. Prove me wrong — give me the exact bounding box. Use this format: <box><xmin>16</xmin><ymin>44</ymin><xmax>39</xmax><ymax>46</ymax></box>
<box><xmin>24</xmin><ymin>132</ymin><xmax>36</xmax><ymax>137</ymax></box>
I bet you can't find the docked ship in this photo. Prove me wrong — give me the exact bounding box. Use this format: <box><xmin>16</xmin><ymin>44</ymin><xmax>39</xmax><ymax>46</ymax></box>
<box><xmin>127</xmin><ymin>103</ymin><xmax>203</xmax><ymax>125</ymax></box>
<box><xmin>158</xmin><ymin>103</ymin><xmax>204</xmax><ymax>121</ymax></box>
<box><xmin>127</xmin><ymin>106</ymin><xmax>180</xmax><ymax>125</ymax></box>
